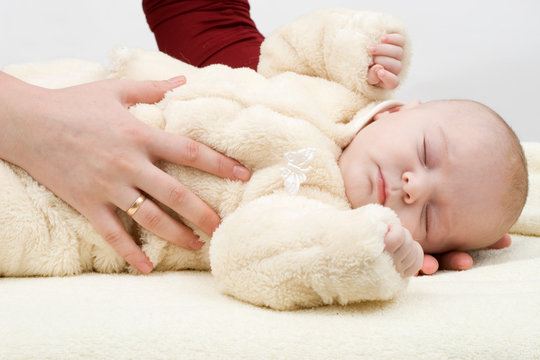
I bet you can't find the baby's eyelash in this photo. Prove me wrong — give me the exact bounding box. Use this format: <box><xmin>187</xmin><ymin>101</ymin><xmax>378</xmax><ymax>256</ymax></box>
<box><xmin>425</xmin><ymin>204</ymin><xmax>429</xmax><ymax>234</ymax></box>
<box><xmin>423</xmin><ymin>136</ymin><xmax>427</xmax><ymax>166</ymax></box>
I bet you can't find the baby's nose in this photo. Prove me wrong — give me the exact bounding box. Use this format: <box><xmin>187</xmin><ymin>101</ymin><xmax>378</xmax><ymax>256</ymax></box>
<box><xmin>402</xmin><ymin>171</ymin><xmax>422</xmax><ymax>204</ymax></box>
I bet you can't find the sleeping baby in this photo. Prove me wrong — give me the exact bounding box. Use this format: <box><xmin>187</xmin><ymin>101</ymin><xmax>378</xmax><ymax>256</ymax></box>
<box><xmin>0</xmin><ymin>9</ymin><xmax>528</xmax><ymax>309</ymax></box>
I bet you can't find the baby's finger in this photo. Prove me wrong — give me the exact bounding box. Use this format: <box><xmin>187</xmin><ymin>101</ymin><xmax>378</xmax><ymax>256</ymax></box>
<box><xmin>89</xmin><ymin>206</ymin><xmax>154</xmax><ymax>274</ymax></box>
<box><xmin>376</xmin><ymin>68</ymin><xmax>400</xmax><ymax>90</ymax></box>
<box><xmin>401</xmin><ymin>242</ymin><xmax>424</xmax><ymax>277</ymax></box>
<box><xmin>373</xmin><ymin>56</ymin><xmax>402</xmax><ymax>76</ymax></box>
<box><xmin>380</xmin><ymin>33</ymin><xmax>406</xmax><ymax>47</ymax></box>
<box><xmin>384</xmin><ymin>223</ymin><xmax>404</xmax><ymax>253</ymax></box>
<box><xmin>403</xmin><ymin>262</ymin><xmax>421</xmax><ymax>277</ymax></box>
<box><xmin>367</xmin><ymin>65</ymin><xmax>383</xmax><ymax>85</ymax></box>
<box><xmin>392</xmin><ymin>238</ymin><xmax>413</xmax><ymax>266</ymax></box>
<box><xmin>391</xmin><ymin>226</ymin><xmax>416</xmax><ymax>264</ymax></box>
<box><xmin>148</xmin><ymin>129</ymin><xmax>251</xmax><ymax>182</ymax></box>
<box><xmin>138</xmin><ymin>164</ymin><xmax>221</xmax><ymax>236</ymax></box>
<box><xmin>369</xmin><ymin>43</ymin><xmax>403</xmax><ymax>61</ymax></box>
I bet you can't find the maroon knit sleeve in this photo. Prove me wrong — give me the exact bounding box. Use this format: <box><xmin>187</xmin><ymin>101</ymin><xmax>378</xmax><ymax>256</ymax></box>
<box><xmin>142</xmin><ymin>0</ymin><xmax>265</xmax><ymax>70</ymax></box>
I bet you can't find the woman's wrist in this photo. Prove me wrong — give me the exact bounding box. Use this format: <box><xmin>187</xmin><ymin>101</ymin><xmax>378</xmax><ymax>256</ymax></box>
<box><xmin>0</xmin><ymin>71</ymin><xmax>50</xmax><ymax>167</ymax></box>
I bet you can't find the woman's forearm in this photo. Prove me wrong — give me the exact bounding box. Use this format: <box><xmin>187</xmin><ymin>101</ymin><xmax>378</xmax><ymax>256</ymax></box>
<box><xmin>0</xmin><ymin>71</ymin><xmax>48</xmax><ymax>167</ymax></box>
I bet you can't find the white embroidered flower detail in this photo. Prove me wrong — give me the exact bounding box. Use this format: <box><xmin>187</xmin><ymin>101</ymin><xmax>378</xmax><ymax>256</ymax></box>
<box><xmin>280</xmin><ymin>148</ymin><xmax>316</xmax><ymax>195</ymax></box>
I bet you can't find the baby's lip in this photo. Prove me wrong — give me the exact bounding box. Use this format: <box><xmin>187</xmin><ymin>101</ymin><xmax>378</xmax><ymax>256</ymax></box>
<box><xmin>377</xmin><ymin>166</ymin><xmax>387</xmax><ymax>206</ymax></box>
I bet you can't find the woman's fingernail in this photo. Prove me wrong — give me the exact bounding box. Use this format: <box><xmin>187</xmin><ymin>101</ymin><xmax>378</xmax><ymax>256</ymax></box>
<box><xmin>233</xmin><ymin>166</ymin><xmax>250</xmax><ymax>181</ymax></box>
<box><xmin>167</xmin><ymin>76</ymin><xmax>186</xmax><ymax>86</ymax></box>
<box><xmin>368</xmin><ymin>45</ymin><xmax>376</xmax><ymax>53</ymax></box>
<box><xmin>137</xmin><ymin>261</ymin><xmax>153</xmax><ymax>274</ymax></box>
<box><xmin>190</xmin><ymin>237</ymin><xmax>205</xmax><ymax>250</ymax></box>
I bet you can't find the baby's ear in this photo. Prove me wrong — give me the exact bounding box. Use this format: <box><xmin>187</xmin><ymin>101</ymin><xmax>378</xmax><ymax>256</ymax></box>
<box><xmin>373</xmin><ymin>99</ymin><xmax>421</xmax><ymax>121</ymax></box>
<box><xmin>487</xmin><ymin>233</ymin><xmax>512</xmax><ymax>249</ymax></box>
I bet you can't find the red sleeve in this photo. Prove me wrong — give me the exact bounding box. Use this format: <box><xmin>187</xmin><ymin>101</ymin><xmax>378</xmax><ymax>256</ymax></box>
<box><xmin>143</xmin><ymin>0</ymin><xmax>265</xmax><ymax>70</ymax></box>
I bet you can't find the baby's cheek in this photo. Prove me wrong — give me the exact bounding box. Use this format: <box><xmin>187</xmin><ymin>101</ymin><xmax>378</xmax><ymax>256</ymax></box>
<box><xmin>390</xmin><ymin>210</ymin><xmax>421</xmax><ymax>241</ymax></box>
<box><xmin>340</xmin><ymin>166</ymin><xmax>371</xmax><ymax>208</ymax></box>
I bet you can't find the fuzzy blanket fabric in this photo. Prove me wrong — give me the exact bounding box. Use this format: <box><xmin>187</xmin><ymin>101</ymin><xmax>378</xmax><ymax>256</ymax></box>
<box><xmin>0</xmin><ymin>233</ymin><xmax>538</xmax><ymax>359</ymax></box>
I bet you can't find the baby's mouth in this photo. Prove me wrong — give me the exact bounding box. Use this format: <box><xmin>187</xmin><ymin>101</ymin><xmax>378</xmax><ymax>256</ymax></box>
<box><xmin>377</xmin><ymin>166</ymin><xmax>387</xmax><ymax>206</ymax></box>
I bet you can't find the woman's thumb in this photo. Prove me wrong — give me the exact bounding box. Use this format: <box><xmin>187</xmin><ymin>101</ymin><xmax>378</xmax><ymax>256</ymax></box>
<box><xmin>121</xmin><ymin>76</ymin><xmax>186</xmax><ymax>106</ymax></box>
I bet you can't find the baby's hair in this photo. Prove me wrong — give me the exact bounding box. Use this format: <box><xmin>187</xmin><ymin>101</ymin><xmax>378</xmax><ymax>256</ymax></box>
<box><xmin>427</xmin><ymin>99</ymin><xmax>529</xmax><ymax>233</ymax></box>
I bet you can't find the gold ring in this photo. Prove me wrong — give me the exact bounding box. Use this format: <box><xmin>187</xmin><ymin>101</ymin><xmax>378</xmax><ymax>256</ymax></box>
<box><xmin>126</xmin><ymin>194</ymin><xmax>147</xmax><ymax>217</ymax></box>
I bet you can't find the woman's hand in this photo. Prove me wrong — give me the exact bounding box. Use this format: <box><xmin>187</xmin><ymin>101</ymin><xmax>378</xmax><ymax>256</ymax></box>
<box><xmin>0</xmin><ymin>72</ymin><xmax>251</xmax><ymax>274</ymax></box>
<box><xmin>367</xmin><ymin>33</ymin><xmax>405</xmax><ymax>90</ymax></box>
<box><xmin>419</xmin><ymin>234</ymin><xmax>512</xmax><ymax>275</ymax></box>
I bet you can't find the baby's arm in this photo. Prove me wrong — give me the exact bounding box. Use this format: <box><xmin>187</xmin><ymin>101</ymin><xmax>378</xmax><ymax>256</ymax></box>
<box><xmin>257</xmin><ymin>9</ymin><xmax>410</xmax><ymax>101</ymax></box>
<box><xmin>384</xmin><ymin>223</ymin><xmax>424</xmax><ymax>277</ymax></box>
<box><xmin>210</xmin><ymin>195</ymin><xmax>408</xmax><ymax>310</ymax></box>
<box><xmin>367</xmin><ymin>34</ymin><xmax>406</xmax><ymax>90</ymax></box>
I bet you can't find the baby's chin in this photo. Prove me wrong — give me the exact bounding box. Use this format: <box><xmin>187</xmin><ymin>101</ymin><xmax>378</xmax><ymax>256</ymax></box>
<box><xmin>346</xmin><ymin>192</ymin><xmax>378</xmax><ymax>209</ymax></box>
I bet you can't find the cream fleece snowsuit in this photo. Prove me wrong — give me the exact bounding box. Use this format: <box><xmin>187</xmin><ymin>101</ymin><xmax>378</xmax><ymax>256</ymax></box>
<box><xmin>0</xmin><ymin>9</ymin><xmax>411</xmax><ymax>309</ymax></box>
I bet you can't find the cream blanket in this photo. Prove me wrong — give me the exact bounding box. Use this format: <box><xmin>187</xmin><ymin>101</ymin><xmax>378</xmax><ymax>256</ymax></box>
<box><xmin>0</xmin><ymin>189</ymin><xmax>539</xmax><ymax>359</ymax></box>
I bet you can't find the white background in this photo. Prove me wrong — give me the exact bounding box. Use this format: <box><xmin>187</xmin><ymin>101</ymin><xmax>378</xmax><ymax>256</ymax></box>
<box><xmin>1</xmin><ymin>0</ymin><xmax>539</xmax><ymax>141</ymax></box>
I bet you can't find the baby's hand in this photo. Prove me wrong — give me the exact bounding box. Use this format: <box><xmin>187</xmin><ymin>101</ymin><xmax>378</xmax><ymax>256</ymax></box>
<box><xmin>384</xmin><ymin>223</ymin><xmax>424</xmax><ymax>277</ymax></box>
<box><xmin>367</xmin><ymin>33</ymin><xmax>405</xmax><ymax>90</ymax></box>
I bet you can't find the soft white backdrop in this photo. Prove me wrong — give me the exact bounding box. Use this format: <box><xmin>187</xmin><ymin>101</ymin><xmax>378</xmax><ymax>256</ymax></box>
<box><xmin>1</xmin><ymin>0</ymin><xmax>539</xmax><ymax>140</ymax></box>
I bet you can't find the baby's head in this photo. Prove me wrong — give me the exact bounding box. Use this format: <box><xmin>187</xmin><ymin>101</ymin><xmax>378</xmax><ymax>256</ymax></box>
<box><xmin>339</xmin><ymin>99</ymin><xmax>528</xmax><ymax>253</ymax></box>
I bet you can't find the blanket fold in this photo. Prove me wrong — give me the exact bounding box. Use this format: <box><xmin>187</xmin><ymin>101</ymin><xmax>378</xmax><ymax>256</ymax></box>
<box><xmin>510</xmin><ymin>142</ymin><xmax>540</xmax><ymax>236</ymax></box>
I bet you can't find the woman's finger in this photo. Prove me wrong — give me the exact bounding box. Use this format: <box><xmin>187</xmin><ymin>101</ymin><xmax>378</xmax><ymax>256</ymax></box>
<box><xmin>488</xmin><ymin>233</ymin><xmax>512</xmax><ymax>249</ymax></box>
<box><xmin>118</xmin><ymin>77</ymin><xmax>187</xmax><ymax>106</ymax></box>
<box><xmin>89</xmin><ymin>206</ymin><xmax>154</xmax><ymax>274</ymax></box>
<box><xmin>137</xmin><ymin>164</ymin><xmax>221</xmax><ymax>236</ymax></box>
<box><xmin>438</xmin><ymin>251</ymin><xmax>473</xmax><ymax>271</ymax></box>
<box><xmin>419</xmin><ymin>254</ymin><xmax>439</xmax><ymax>275</ymax></box>
<box><xmin>148</xmin><ymin>129</ymin><xmax>251</xmax><ymax>181</ymax></box>
<box><xmin>120</xmin><ymin>190</ymin><xmax>204</xmax><ymax>250</ymax></box>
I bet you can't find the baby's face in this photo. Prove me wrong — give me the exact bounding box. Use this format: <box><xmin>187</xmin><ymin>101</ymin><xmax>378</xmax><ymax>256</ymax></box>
<box><xmin>339</xmin><ymin>101</ymin><xmax>507</xmax><ymax>253</ymax></box>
